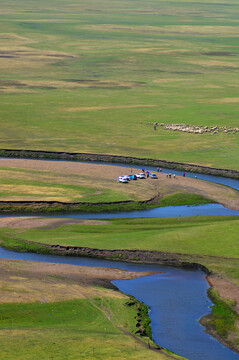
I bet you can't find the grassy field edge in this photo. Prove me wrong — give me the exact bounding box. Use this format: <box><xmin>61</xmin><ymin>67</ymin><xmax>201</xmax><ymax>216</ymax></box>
<box><xmin>200</xmin><ymin>288</ymin><xmax>239</xmax><ymax>354</ymax></box>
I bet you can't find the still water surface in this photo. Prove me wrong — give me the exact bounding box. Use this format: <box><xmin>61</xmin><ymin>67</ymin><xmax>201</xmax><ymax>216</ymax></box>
<box><xmin>0</xmin><ymin>246</ymin><xmax>238</xmax><ymax>360</ymax></box>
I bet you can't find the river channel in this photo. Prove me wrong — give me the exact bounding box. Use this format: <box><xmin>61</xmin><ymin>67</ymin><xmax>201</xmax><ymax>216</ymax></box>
<box><xmin>1</xmin><ymin>159</ymin><xmax>239</xmax><ymax>359</ymax></box>
<box><xmin>0</xmin><ymin>246</ymin><xmax>238</xmax><ymax>360</ymax></box>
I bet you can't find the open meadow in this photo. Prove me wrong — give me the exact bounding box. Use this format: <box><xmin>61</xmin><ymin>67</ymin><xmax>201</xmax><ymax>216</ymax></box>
<box><xmin>0</xmin><ymin>158</ymin><xmax>238</xmax><ymax>209</ymax></box>
<box><xmin>0</xmin><ymin>0</ymin><xmax>239</xmax><ymax>169</ymax></box>
<box><xmin>0</xmin><ymin>258</ymin><xmax>182</xmax><ymax>360</ymax></box>
<box><xmin>1</xmin><ymin>215</ymin><xmax>239</xmax><ymax>353</ymax></box>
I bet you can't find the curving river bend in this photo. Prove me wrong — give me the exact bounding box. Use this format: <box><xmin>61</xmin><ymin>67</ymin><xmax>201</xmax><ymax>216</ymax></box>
<box><xmin>0</xmin><ymin>159</ymin><xmax>239</xmax><ymax>360</ymax></box>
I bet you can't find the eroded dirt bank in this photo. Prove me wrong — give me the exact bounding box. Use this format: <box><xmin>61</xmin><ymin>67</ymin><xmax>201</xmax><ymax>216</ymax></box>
<box><xmin>0</xmin><ymin>148</ymin><xmax>238</xmax><ymax>179</ymax></box>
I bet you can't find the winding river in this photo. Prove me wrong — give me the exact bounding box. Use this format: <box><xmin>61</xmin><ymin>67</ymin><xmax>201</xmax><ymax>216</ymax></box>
<box><xmin>0</xmin><ymin>246</ymin><xmax>238</xmax><ymax>360</ymax></box>
<box><xmin>1</xmin><ymin>158</ymin><xmax>239</xmax><ymax>360</ymax></box>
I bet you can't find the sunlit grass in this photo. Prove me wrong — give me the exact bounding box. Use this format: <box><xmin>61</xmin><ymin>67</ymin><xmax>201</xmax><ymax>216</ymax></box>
<box><xmin>0</xmin><ymin>0</ymin><xmax>238</xmax><ymax>168</ymax></box>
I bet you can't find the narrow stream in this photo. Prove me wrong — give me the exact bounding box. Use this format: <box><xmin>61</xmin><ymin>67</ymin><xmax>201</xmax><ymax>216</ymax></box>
<box><xmin>0</xmin><ymin>246</ymin><xmax>238</xmax><ymax>360</ymax></box>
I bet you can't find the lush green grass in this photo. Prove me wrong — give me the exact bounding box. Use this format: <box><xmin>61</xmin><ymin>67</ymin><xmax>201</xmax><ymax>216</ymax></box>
<box><xmin>206</xmin><ymin>288</ymin><xmax>238</xmax><ymax>338</ymax></box>
<box><xmin>159</xmin><ymin>192</ymin><xmax>212</xmax><ymax>207</ymax></box>
<box><xmin>2</xmin><ymin>215</ymin><xmax>239</xmax><ymax>285</ymax></box>
<box><xmin>3</xmin><ymin>216</ymin><xmax>238</xmax><ymax>258</ymax></box>
<box><xmin>0</xmin><ymin>0</ymin><xmax>239</xmax><ymax>169</ymax></box>
<box><xmin>0</xmin><ymin>297</ymin><xmax>175</xmax><ymax>360</ymax></box>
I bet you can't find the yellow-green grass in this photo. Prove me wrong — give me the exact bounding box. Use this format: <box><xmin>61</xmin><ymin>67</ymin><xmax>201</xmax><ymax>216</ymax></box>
<box><xmin>0</xmin><ymin>298</ymin><xmax>177</xmax><ymax>360</ymax></box>
<box><xmin>0</xmin><ymin>0</ymin><xmax>239</xmax><ymax>169</ymax></box>
<box><xmin>1</xmin><ymin>216</ymin><xmax>239</xmax><ymax>283</ymax></box>
<box><xmin>3</xmin><ymin>216</ymin><xmax>237</xmax><ymax>257</ymax></box>
<box><xmin>0</xmin><ymin>257</ymin><xmax>184</xmax><ymax>360</ymax></box>
<box><xmin>0</xmin><ymin>168</ymin><xmax>132</xmax><ymax>202</ymax></box>
<box><xmin>0</xmin><ymin>164</ymin><xmax>218</xmax><ymax>206</ymax></box>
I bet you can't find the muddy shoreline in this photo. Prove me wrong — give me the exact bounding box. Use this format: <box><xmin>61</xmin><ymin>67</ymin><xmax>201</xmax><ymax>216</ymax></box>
<box><xmin>0</xmin><ymin>148</ymin><xmax>238</xmax><ymax>179</ymax></box>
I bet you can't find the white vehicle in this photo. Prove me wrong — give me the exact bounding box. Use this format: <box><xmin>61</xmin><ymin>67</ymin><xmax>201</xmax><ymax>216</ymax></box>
<box><xmin>123</xmin><ymin>175</ymin><xmax>131</xmax><ymax>181</ymax></box>
<box><xmin>136</xmin><ymin>173</ymin><xmax>146</xmax><ymax>179</ymax></box>
<box><xmin>117</xmin><ymin>176</ymin><xmax>128</xmax><ymax>183</ymax></box>
<box><xmin>150</xmin><ymin>173</ymin><xmax>158</xmax><ymax>179</ymax></box>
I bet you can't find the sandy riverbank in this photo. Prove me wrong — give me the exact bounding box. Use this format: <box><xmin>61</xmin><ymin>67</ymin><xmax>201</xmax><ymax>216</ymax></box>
<box><xmin>0</xmin><ymin>158</ymin><xmax>238</xmax><ymax>209</ymax></box>
<box><xmin>0</xmin><ymin>258</ymin><xmax>154</xmax><ymax>303</ymax></box>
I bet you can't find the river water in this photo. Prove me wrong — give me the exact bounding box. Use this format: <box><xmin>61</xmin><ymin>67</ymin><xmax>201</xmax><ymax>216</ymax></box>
<box><xmin>0</xmin><ymin>246</ymin><xmax>238</xmax><ymax>360</ymax></box>
<box><xmin>0</xmin><ymin>159</ymin><xmax>239</xmax><ymax>359</ymax></box>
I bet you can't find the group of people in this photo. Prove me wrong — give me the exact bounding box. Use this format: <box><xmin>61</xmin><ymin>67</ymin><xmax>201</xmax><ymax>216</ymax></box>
<box><xmin>140</xmin><ymin>167</ymin><xmax>186</xmax><ymax>179</ymax></box>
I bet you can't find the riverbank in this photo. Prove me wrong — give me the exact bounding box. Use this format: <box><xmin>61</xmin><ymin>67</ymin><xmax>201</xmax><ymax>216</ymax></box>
<box><xmin>0</xmin><ymin>257</ymin><xmax>179</xmax><ymax>360</ymax></box>
<box><xmin>1</xmin><ymin>149</ymin><xmax>239</xmax><ymax>179</ymax></box>
<box><xmin>1</xmin><ymin>238</ymin><xmax>239</xmax><ymax>354</ymax></box>
<box><xmin>0</xmin><ymin>157</ymin><xmax>238</xmax><ymax>212</ymax></box>
<box><xmin>1</xmin><ymin>215</ymin><xmax>239</xmax><ymax>353</ymax></box>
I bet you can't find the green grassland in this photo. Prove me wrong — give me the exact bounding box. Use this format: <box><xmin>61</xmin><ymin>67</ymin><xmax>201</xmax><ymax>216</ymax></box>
<box><xmin>0</xmin><ymin>166</ymin><xmax>132</xmax><ymax>202</ymax></box>
<box><xmin>1</xmin><ymin>216</ymin><xmax>239</xmax><ymax>355</ymax></box>
<box><xmin>3</xmin><ymin>216</ymin><xmax>237</xmax><ymax>256</ymax></box>
<box><xmin>0</xmin><ymin>296</ymin><xmax>180</xmax><ymax>360</ymax></box>
<box><xmin>0</xmin><ymin>165</ymin><xmax>215</xmax><ymax>207</ymax></box>
<box><xmin>0</xmin><ymin>0</ymin><xmax>239</xmax><ymax>169</ymax></box>
<box><xmin>1</xmin><ymin>216</ymin><xmax>239</xmax><ymax>281</ymax></box>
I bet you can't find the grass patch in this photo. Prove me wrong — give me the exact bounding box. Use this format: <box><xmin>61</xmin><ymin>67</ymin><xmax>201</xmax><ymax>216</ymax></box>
<box><xmin>126</xmin><ymin>297</ymin><xmax>152</xmax><ymax>339</ymax></box>
<box><xmin>0</xmin><ymin>298</ymin><xmax>172</xmax><ymax>360</ymax></box>
<box><xmin>159</xmin><ymin>192</ymin><xmax>213</xmax><ymax>207</ymax></box>
<box><xmin>0</xmin><ymin>234</ymin><xmax>50</xmax><ymax>254</ymax></box>
<box><xmin>205</xmin><ymin>288</ymin><xmax>239</xmax><ymax>339</ymax></box>
<box><xmin>3</xmin><ymin>216</ymin><xmax>239</xmax><ymax>258</ymax></box>
<box><xmin>0</xmin><ymin>0</ymin><xmax>239</xmax><ymax>169</ymax></box>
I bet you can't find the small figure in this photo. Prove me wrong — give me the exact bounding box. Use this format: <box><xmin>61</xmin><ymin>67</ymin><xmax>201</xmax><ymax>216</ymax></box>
<box><xmin>166</xmin><ymin>174</ymin><xmax>168</xmax><ymax>178</ymax></box>
<box><xmin>173</xmin><ymin>174</ymin><xmax>176</xmax><ymax>178</ymax></box>
<box><xmin>169</xmin><ymin>173</ymin><xmax>171</xmax><ymax>178</ymax></box>
<box><xmin>160</xmin><ymin>168</ymin><xmax>162</xmax><ymax>172</ymax></box>
<box><xmin>154</xmin><ymin>124</ymin><xmax>157</xmax><ymax>131</ymax></box>
<box><xmin>157</xmin><ymin>167</ymin><xmax>159</xmax><ymax>172</ymax></box>
<box><xmin>183</xmin><ymin>172</ymin><xmax>185</xmax><ymax>177</ymax></box>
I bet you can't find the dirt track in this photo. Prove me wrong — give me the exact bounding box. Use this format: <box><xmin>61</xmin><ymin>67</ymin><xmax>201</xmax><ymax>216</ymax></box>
<box><xmin>0</xmin><ymin>216</ymin><xmax>109</xmax><ymax>229</ymax></box>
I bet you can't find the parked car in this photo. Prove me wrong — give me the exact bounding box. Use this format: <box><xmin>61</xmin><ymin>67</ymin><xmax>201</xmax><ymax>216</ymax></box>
<box><xmin>136</xmin><ymin>173</ymin><xmax>146</xmax><ymax>179</ymax></box>
<box><xmin>150</xmin><ymin>173</ymin><xmax>158</xmax><ymax>179</ymax></box>
<box><xmin>117</xmin><ymin>176</ymin><xmax>128</xmax><ymax>183</ymax></box>
<box><xmin>128</xmin><ymin>174</ymin><xmax>137</xmax><ymax>180</ymax></box>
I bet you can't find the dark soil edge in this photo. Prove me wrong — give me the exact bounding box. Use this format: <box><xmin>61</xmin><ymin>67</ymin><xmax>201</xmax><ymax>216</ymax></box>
<box><xmin>0</xmin><ymin>196</ymin><xmax>158</xmax><ymax>214</ymax></box>
<box><xmin>4</xmin><ymin>238</ymin><xmax>212</xmax><ymax>274</ymax></box>
<box><xmin>0</xmin><ymin>148</ymin><xmax>238</xmax><ymax>179</ymax></box>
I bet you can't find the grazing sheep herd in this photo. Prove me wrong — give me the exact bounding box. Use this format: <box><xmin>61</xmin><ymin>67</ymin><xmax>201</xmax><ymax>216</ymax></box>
<box><xmin>147</xmin><ymin>122</ymin><xmax>239</xmax><ymax>134</ymax></box>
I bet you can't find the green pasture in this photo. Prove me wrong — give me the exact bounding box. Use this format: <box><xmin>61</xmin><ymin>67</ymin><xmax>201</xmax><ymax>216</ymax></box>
<box><xmin>0</xmin><ymin>166</ymin><xmax>214</xmax><ymax>206</ymax></box>
<box><xmin>0</xmin><ymin>0</ymin><xmax>239</xmax><ymax>169</ymax></box>
<box><xmin>4</xmin><ymin>216</ymin><xmax>237</xmax><ymax>257</ymax></box>
<box><xmin>1</xmin><ymin>216</ymin><xmax>239</xmax><ymax>283</ymax></box>
<box><xmin>0</xmin><ymin>297</ymin><xmax>177</xmax><ymax>360</ymax></box>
